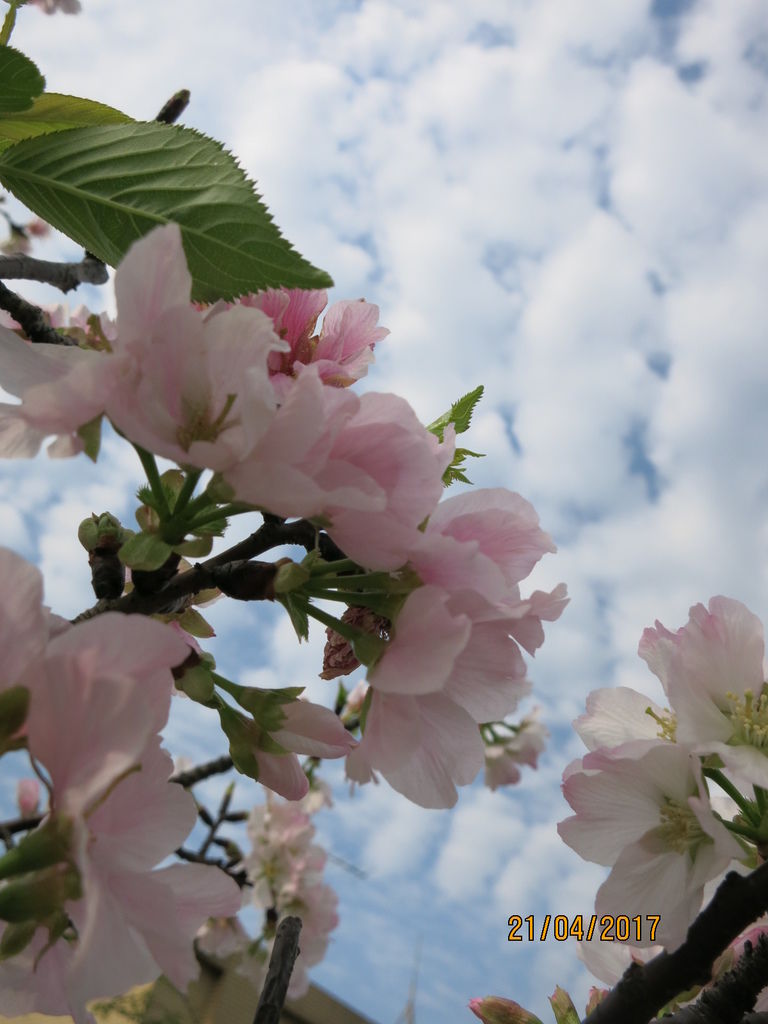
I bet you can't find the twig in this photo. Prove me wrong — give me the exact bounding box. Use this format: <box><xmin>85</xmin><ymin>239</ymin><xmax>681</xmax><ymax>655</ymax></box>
<box><xmin>253</xmin><ymin>916</ymin><xmax>302</xmax><ymax>1024</ymax></box>
<box><xmin>71</xmin><ymin>518</ymin><xmax>348</xmax><ymax>623</ymax></box>
<box><xmin>0</xmin><ymin>813</ymin><xmax>43</xmax><ymax>838</ymax></box>
<box><xmin>584</xmin><ymin>860</ymin><xmax>768</xmax><ymax>1024</ymax></box>
<box><xmin>171</xmin><ymin>755</ymin><xmax>234</xmax><ymax>788</ymax></box>
<box><xmin>0</xmin><ymin>281</ymin><xmax>76</xmax><ymax>345</ymax></box>
<box><xmin>0</xmin><ymin>253</ymin><xmax>108</xmax><ymax>292</ymax></box>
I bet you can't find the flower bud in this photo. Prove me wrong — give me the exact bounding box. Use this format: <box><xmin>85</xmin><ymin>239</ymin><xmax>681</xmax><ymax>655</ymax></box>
<box><xmin>274</xmin><ymin>559</ymin><xmax>310</xmax><ymax>594</ymax></box>
<box><xmin>77</xmin><ymin>511</ymin><xmax>126</xmax><ymax>552</ymax></box>
<box><xmin>0</xmin><ymin>817</ymin><xmax>73</xmax><ymax>882</ymax></box>
<box><xmin>469</xmin><ymin>996</ymin><xmax>543</xmax><ymax>1024</ymax></box>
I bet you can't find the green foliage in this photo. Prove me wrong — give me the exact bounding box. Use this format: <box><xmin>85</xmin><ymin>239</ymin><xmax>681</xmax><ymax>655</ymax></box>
<box><xmin>0</xmin><ymin>46</ymin><xmax>44</xmax><ymax>114</ymax></box>
<box><xmin>118</xmin><ymin>532</ymin><xmax>173</xmax><ymax>571</ymax></box>
<box><xmin>278</xmin><ymin>590</ymin><xmax>310</xmax><ymax>641</ymax></box>
<box><xmin>0</xmin><ymin>93</ymin><xmax>130</xmax><ymax>154</ymax></box>
<box><xmin>427</xmin><ymin>384</ymin><xmax>486</xmax><ymax>485</ymax></box>
<box><xmin>0</xmin><ymin>121</ymin><xmax>333</xmax><ymax>300</ymax></box>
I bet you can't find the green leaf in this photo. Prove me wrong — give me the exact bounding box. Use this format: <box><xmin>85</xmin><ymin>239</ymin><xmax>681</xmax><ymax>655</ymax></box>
<box><xmin>0</xmin><ymin>93</ymin><xmax>130</xmax><ymax>153</ymax></box>
<box><xmin>118</xmin><ymin>532</ymin><xmax>172</xmax><ymax>571</ymax></box>
<box><xmin>0</xmin><ymin>47</ymin><xmax>44</xmax><ymax>115</ymax></box>
<box><xmin>427</xmin><ymin>384</ymin><xmax>484</xmax><ymax>442</ymax></box>
<box><xmin>442</xmin><ymin>446</ymin><xmax>485</xmax><ymax>487</ymax></box>
<box><xmin>172</xmin><ymin>534</ymin><xmax>213</xmax><ymax>558</ymax></box>
<box><xmin>0</xmin><ymin>121</ymin><xmax>334</xmax><ymax>300</ymax></box>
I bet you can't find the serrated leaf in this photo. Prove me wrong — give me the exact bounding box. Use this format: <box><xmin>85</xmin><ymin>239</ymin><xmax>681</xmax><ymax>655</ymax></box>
<box><xmin>118</xmin><ymin>532</ymin><xmax>172</xmax><ymax>571</ymax></box>
<box><xmin>0</xmin><ymin>92</ymin><xmax>130</xmax><ymax>153</ymax></box>
<box><xmin>0</xmin><ymin>121</ymin><xmax>333</xmax><ymax>301</ymax></box>
<box><xmin>0</xmin><ymin>47</ymin><xmax>44</xmax><ymax>115</ymax></box>
<box><xmin>427</xmin><ymin>384</ymin><xmax>484</xmax><ymax>442</ymax></box>
<box><xmin>442</xmin><ymin>447</ymin><xmax>485</xmax><ymax>487</ymax></box>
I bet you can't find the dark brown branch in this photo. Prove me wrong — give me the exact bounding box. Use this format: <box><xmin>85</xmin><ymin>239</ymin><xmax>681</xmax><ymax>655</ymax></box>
<box><xmin>0</xmin><ymin>253</ymin><xmax>108</xmax><ymax>292</ymax></box>
<box><xmin>155</xmin><ymin>89</ymin><xmax>190</xmax><ymax>124</ymax></box>
<box><xmin>253</xmin><ymin>916</ymin><xmax>302</xmax><ymax>1024</ymax></box>
<box><xmin>0</xmin><ymin>281</ymin><xmax>76</xmax><ymax>345</ymax></box>
<box><xmin>0</xmin><ymin>813</ymin><xmax>43</xmax><ymax>839</ymax></box>
<box><xmin>658</xmin><ymin>936</ymin><xmax>768</xmax><ymax>1023</ymax></box>
<box><xmin>583</xmin><ymin>860</ymin><xmax>768</xmax><ymax>1024</ymax></box>
<box><xmin>71</xmin><ymin>518</ymin><xmax>348</xmax><ymax>623</ymax></box>
<box><xmin>171</xmin><ymin>755</ymin><xmax>234</xmax><ymax>788</ymax></box>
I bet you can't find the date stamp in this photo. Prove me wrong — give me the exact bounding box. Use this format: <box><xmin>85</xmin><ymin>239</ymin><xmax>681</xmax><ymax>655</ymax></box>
<box><xmin>507</xmin><ymin>914</ymin><xmax>661</xmax><ymax>943</ymax></box>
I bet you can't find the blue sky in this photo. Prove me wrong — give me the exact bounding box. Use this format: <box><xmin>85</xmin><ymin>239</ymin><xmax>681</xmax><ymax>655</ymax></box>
<box><xmin>2</xmin><ymin>0</ymin><xmax>768</xmax><ymax>1021</ymax></box>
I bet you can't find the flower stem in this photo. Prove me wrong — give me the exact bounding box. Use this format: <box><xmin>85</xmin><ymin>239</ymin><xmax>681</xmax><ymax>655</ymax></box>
<box><xmin>186</xmin><ymin>503</ymin><xmax>254</xmax><ymax>531</ymax></box>
<box><xmin>133</xmin><ymin>445</ymin><xmax>171</xmax><ymax>519</ymax></box>
<box><xmin>704</xmin><ymin>768</ymin><xmax>760</xmax><ymax>824</ymax></box>
<box><xmin>0</xmin><ymin>2</ymin><xmax>21</xmax><ymax>46</ymax></box>
<box><xmin>173</xmin><ymin>468</ymin><xmax>203</xmax><ymax>516</ymax></box>
<box><xmin>305</xmin><ymin>603</ymin><xmax>360</xmax><ymax>642</ymax></box>
<box><xmin>309</xmin><ymin>558</ymin><xmax>359</xmax><ymax>576</ymax></box>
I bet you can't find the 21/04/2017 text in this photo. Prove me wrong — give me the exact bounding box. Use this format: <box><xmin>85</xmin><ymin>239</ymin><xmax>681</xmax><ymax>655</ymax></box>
<box><xmin>507</xmin><ymin>914</ymin><xmax>661</xmax><ymax>943</ymax></box>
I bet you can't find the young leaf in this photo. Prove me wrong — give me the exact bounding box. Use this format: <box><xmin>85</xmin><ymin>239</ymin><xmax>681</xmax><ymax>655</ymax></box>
<box><xmin>0</xmin><ymin>121</ymin><xmax>333</xmax><ymax>300</ymax></box>
<box><xmin>278</xmin><ymin>591</ymin><xmax>309</xmax><ymax>642</ymax></box>
<box><xmin>427</xmin><ymin>384</ymin><xmax>484</xmax><ymax>442</ymax></box>
<box><xmin>0</xmin><ymin>93</ymin><xmax>130</xmax><ymax>153</ymax></box>
<box><xmin>443</xmin><ymin>446</ymin><xmax>485</xmax><ymax>487</ymax></box>
<box><xmin>0</xmin><ymin>47</ymin><xmax>44</xmax><ymax>115</ymax></box>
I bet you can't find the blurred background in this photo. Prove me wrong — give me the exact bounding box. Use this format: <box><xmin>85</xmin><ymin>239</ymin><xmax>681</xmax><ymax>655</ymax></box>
<box><xmin>2</xmin><ymin>1</ymin><xmax>768</xmax><ymax>1019</ymax></box>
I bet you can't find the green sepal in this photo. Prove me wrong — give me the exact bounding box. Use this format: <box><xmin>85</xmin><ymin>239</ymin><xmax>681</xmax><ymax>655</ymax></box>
<box><xmin>205</xmin><ymin>473</ymin><xmax>235</xmax><ymax>503</ymax></box>
<box><xmin>351</xmin><ymin>632</ymin><xmax>387</xmax><ymax>669</ymax></box>
<box><xmin>173</xmin><ymin>535</ymin><xmax>214</xmax><ymax>558</ymax></box>
<box><xmin>548</xmin><ymin>987</ymin><xmax>580</xmax><ymax>1024</ymax></box>
<box><xmin>0</xmin><ymin>685</ymin><xmax>29</xmax><ymax>749</ymax></box>
<box><xmin>0</xmin><ymin>864</ymin><xmax>80</xmax><ymax>923</ymax></box>
<box><xmin>278</xmin><ymin>591</ymin><xmax>309</xmax><ymax>642</ymax></box>
<box><xmin>174</xmin><ymin>664</ymin><xmax>215</xmax><ymax>703</ymax></box>
<box><xmin>76</xmin><ymin>414</ymin><xmax>102</xmax><ymax>462</ymax></box>
<box><xmin>230</xmin><ymin>684</ymin><xmax>304</xmax><ymax>732</ymax></box>
<box><xmin>274</xmin><ymin>560</ymin><xmax>311</xmax><ymax>594</ymax></box>
<box><xmin>0</xmin><ymin>919</ymin><xmax>37</xmax><ymax>960</ymax></box>
<box><xmin>174</xmin><ymin>606</ymin><xmax>215</xmax><ymax>639</ymax></box>
<box><xmin>0</xmin><ymin>817</ymin><xmax>72</xmax><ymax>881</ymax></box>
<box><xmin>118</xmin><ymin>532</ymin><xmax>172</xmax><ymax>571</ymax></box>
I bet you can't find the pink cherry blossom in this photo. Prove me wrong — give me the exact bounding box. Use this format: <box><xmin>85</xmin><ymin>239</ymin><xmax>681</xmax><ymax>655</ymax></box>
<box><xmin>225</xmin><ymin>367</ymin><xmax>453</xmax><ymax>569</ymax></box>
<box><xmin>640</xmin><ymin>596</ymin><xmax>768</xmax><ymax>787</ymax></box>
<box><xmin>241</xmin><ymin>287</ymin><xmax>388</xmax><ymax>398</ymax></box>
<box><xmin>559</xmin><ymin>742</ymin><xmax>743</xmax><ymax>949</ymax></box>
<box><xmin>483</xmin><ymin>709</ymin><xmax>548</xmax><ymax>791</ymax></box>
<box><xmin>105</xmin><ymin>224</ymin><xmax>286</xmax><ymax>470</ymax></box>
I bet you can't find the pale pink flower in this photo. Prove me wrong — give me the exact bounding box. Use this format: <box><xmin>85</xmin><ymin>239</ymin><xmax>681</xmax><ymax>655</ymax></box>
<box><xmin>225</xmin><ymin>368</ymin><xmax>453</xmax><ymax>569</ymax></box>
<box><xmin>0</xmin><ymin>322</ymin><xmax>113</xmax><ymax>458</ymax></box>
<box><xmin>1</xmin><ymin>667</ymin><xmax>238</xmax><ymax>1021</ymax></box>
<box><xmin>411</xmin><ymin>488</ymin><xmax>557</xmax><ymax>602</ymax></box>
<box><xmin>241</xmin><ymin>287</ymin><xmax>387</xmax><ymax>398</ymax></box>
<box><xmin>639</xmin><ymin>597</ymin><xmax>768</xmax><ymax>787</ymax></box>
<box><xmin>347</xmin><ymin>689</ymin><xmax>484</xmax><ymax>808</ymax></box>
<box><xmin>559</xmin><ymin>742</ymin><xmax>743</xmax><ymax>949</ymax></box>
<box><xmin>105</xmin><ymin>224</ymin><xmax>286</xmax><ymax>470</ymax></box>
<box><xmin>484</xmin><ymin>709</ymin><xmax>548</xmax><ymax>791</ymax></box>
<box><xmin>272</xmin><ymin>698</ymin><xmax>357</xmax><ymax>759</ymax></box>
<box><xmin>573</xmin><ymin>686</ymin><xmax>673</xmax><ymax>751</ymax></box>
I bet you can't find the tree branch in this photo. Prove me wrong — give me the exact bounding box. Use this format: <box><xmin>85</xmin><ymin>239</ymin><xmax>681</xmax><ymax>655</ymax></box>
<box><xmin>0</xmin><ymin>281</ymin><xmax>77</xmax><ymax>345</ymax></box>
<box><xmin>253</xmin><ymin>915</ymin><xmax>302</xmax><ymax>1024</ymax></box>
<box><xmin>0</xmin><ymin>253</ymin><xmax>108</xmax><ymax>292</ymax></box>
<box><xmin>583</xmin><ymin>861</ymin><xmax>768</xmax><ymax>1024</ymax></box>
<box><xmin>71</xmin><ymin>518</ymin><xmax>348</xmax><ymax>622</ymax></box>
<box><xmin>658</xmin><ymin>936</ymin><xmax>768</xmax><ymax>1023</ymax></box>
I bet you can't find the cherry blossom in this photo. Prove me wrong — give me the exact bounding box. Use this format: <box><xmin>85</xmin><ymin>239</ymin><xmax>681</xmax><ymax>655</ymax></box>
<box><xmin>240</xmin><ymin>287</ymin><xmax>388</xmax><ymax>398</ymax></box>
<box><xmin>559</xmin><ymin>742</ymin><xmax>744</xmax><ymax>949</ymax></box>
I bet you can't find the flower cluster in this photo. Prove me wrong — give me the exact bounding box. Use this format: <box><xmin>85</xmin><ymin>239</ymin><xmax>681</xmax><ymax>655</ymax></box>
<box><xmin>195</xmin><ymin>788</ymin><xmax>337</xmax><ymax>1000</ymax></box>
<box><xmin>0</xmin><ymin>547</ymin><xmax>240</xmax><ymax>1023</ymax></box>
<box><xmin>559</xmin><ymin>596</ymin><xmax>768</xmax><ymax>952</ymax></box>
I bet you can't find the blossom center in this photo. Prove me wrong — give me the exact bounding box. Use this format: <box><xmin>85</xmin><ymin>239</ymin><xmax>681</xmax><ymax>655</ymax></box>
<box><xmin>657</xmin><ymin>797</ymin><xmax>706</xmax><ymax>856</ymax></box>
<box><xmin>725</xmin><ymin>686</ymin><xmax>768</xmax><ymax>749</ymax></box>
<box><xmin>177</xmin><ymin>393</ymin><xmax>238</xmax><ymax>451</ymax></box>
<box><xmin>645</xmin><ymin>705</ymin><xmax>677</xmax><ymax>742</ymax></box>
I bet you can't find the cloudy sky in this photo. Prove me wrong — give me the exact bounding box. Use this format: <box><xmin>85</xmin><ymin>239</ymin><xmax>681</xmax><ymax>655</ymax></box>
<box><xmin>2</xmin><ymin>0</ymin><xmax>768</xmax><ymax>1020</ymax></box>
